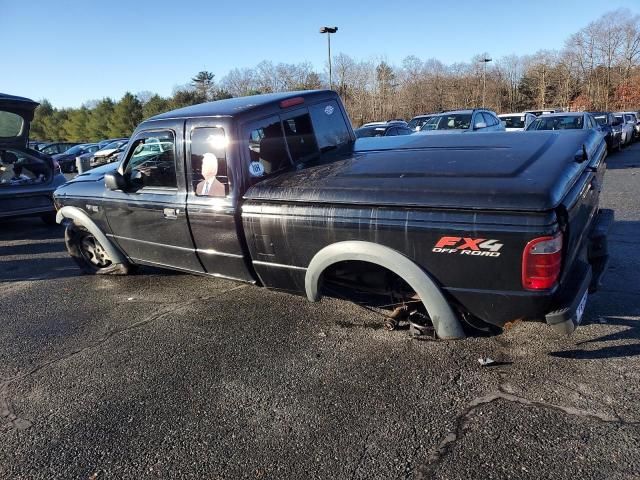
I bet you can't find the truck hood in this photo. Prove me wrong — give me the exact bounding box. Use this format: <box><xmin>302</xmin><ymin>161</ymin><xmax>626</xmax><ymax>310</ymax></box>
<box><xmin>57</xmin><ymin>163</ymin><xmax>118</xmax><ymax>191</ymax></box>
<box><xmin>0</xmin><ymin>93</ymin><xmax>39</xmax><ymax>149</ymax></box>
<box><xmin>246</xmin><ymin>131</ymin><xmax>605</xmax><ymax>212</ymax></box>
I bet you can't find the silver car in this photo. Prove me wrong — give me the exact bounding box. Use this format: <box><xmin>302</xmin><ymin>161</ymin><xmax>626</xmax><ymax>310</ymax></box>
<box><xmin>613</xmin><ymin>113</ymin><xmax>635</xmax><ymax>146</ymax></box>
<box><xmin>0</xmin><ymin>93</ymin><xmax>67</xmax><ymax>225</ymax></box>
<box><xmin>417</xmin><ymin>109</ymin><xmax>505</xmax><ymax>134</ymax></box>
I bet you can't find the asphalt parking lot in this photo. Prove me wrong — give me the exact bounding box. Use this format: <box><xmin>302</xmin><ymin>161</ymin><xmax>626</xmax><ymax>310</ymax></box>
<box><xmin>1</xmin><ymin>145</ymin><xmax>639</xmax><ymax>480</ymax></box>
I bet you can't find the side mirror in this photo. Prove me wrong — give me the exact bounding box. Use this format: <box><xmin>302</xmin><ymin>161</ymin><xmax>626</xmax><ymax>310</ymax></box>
<box><xmin>474</xmin><ymin>122</ymin><xmax>487</xmax><ymax>130</ymax></box>
<box><xmin>500</xmin><ymin>120</ymin><xmax>507</xmax><ymax>127</ymax></box>
<box><xmin>105</xmin><ymin>171</ymin><xmax>127</xmax><ymax>191</ymax></box>
<box><xmin>574</xmin><ymin>144</ymin><xmax>588</xmax><ymax>163</ymax></box>
<box><xmin>129</xmin><ymin>168</ymin><xmax>144</xmax><ymax>189</ymax></box>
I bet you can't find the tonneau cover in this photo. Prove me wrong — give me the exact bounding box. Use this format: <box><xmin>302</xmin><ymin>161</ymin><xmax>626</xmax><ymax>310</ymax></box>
<box><xmin>245</xmin><ymin>131</ymin><xmax>605</xmax><ymax>212</ymax></box>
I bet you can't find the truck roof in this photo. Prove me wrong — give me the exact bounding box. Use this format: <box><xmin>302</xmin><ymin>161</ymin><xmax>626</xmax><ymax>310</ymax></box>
<box><xmin>246</xmin><ymin>130</ymin><xmax>603</xmax><ymax>212</ymax></box>
<box><xmin>146</xmin><ymin>90</ymin><xmax>336</xmax><ymax>122</ymax></box>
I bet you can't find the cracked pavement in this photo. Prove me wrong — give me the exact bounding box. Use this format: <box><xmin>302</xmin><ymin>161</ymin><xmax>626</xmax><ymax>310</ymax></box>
<box><xmin>0</xmin><ymin>145</ymin><xmax>639</xmax><ymax>479</ymax></box>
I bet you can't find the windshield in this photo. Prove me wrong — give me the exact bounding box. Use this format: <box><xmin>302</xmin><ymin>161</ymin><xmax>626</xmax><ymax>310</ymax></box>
<box><xmin>527</xmin><ymin>115</ymin><xmax>584</xmax><ymax>130</ymax></box>
<box><xmin>0</xmin><ymin>111</ymin><xmax>24</xmax><ymax>138</ymax></box>
<box><xmin>500</xmin><ymin>115</ymin><xmax>525</xmax><ymax>129</ymax></box>
<box><xmin>355</xmin><ymin>126</ymin><xmax>387</xmax><ymax>138</ymax></box>
<box><xmin>421</xmin><ymin>114</ymin><xmax>472</xmax><ymax>131</ymax></box>
<box><xmin>407</xmin><ymin>117</ymin><xmax>432</xmax><ymax>130</ymax></box>
<box><xmin>593</xmin><ymin>115</ymin><xmax>609</xmax><ymax>126</ymax></box>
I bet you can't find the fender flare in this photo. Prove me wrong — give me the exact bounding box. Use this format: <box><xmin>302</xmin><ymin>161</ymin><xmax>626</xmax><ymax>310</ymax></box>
<box><xmin>305</xmin><ymin>241</ymin><xmax>465</xmax><ymax>340</ymax></box>
<box><xmin>56</xmin><ymin>206</ymin><xmax>127</xmax><ymax>265</ymax></box>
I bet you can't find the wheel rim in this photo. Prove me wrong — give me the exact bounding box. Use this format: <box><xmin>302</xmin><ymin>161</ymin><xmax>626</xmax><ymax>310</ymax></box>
<box><xmin>79</xmin><ymin>235</ymin><xmax>112</xmax><ymax>268</ymax></box>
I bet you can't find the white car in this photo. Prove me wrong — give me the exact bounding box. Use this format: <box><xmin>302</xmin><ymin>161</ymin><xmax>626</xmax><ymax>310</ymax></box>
<box><xmin>614</xmin><ymin>113</ymin><xmax>635</xmax><ymax>146</ymax></box>
<box><xmin>620</xmin><ymin>111</ymin><xmax>640</xmax><ymax>139</ymax></box>
<box><xmin>498</xmin><ymin>113</ymin><xmax>537</xmax><ymax>131</ymax></box>
<box><xmin>93</xmin><ymin>140</ymin><xmax>128</xmax><ymax>159</ymax></box>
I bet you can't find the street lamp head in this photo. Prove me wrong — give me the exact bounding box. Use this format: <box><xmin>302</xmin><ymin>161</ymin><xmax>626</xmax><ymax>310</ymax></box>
<box><xmin>481</xmin><ymin>57</ymin><xmax>492</xmax><ymax>63</ymax></box>
<box><xmin>320</xmin><ymin>26</ymin><xmax>338</xmax><ymax>34</ymax></box>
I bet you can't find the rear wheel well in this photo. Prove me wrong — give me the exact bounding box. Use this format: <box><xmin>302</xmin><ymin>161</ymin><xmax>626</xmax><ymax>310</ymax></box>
<box><xmin>319</xmin><ymin>259</ymin><xmax>499</xmax><ymax>335</ymax></box>
<box><xmin>320</xmin><ymin>260</ymin><xmax>415</xmax><ymax>307</ymax></box>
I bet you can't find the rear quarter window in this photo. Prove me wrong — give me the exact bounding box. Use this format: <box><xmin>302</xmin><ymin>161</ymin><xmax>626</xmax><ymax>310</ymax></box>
<box><xmin>308</xmin><ymin>100</ymin><xmax>351</xmax><ymax>152</ymax></box>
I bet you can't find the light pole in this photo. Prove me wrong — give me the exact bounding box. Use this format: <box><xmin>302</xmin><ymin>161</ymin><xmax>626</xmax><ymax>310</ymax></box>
<box><xmin>320</xmin><ymin>26</ymin><xmax>338</xmax><ymax>90</ymax></box>
<box><xmin>480</xmin><ymin>56</ymin><xmax>492</xmax><ymax>107</ymax></box>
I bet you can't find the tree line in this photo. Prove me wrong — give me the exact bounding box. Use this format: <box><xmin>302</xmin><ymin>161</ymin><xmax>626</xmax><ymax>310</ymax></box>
<box><xmin>31</xmin><ymin>8</ymin><xmax>640</xmax><ymax>141</ymax></box>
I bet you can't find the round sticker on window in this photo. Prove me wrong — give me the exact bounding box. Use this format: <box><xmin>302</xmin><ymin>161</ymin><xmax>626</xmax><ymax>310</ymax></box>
<box><xmin>324</xmin><ymin>105</ymin><xmax>335</xmax><ymax>115</ymax></box>
<box><xmin>249</xmin><ymin>161</ymin><xmax>265</xmax><ymax>177</ymax></box>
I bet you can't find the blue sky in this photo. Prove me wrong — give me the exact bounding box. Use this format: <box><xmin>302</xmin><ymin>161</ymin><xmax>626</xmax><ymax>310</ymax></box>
<box><xmin>2</xmin><ymin>0</ymin><xmax>635</xmax><ymax>108</ymax></box>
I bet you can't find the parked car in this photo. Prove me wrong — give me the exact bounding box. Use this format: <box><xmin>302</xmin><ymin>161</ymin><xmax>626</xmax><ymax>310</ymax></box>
<box><xmin>526</xmin><ymin>112</ymin><xmax>599</xmax><ymax>132</ymax></box>
<box><xmin>96</xmin><ymin>138</ymin><xmax>128</xmax><ymax>150</ymax></box>
<box><xmin>0</xmin><ymin>93</ymin><xmax>67</xmax><ymax>225</ymax></box>
<box><xmin>618</xmin><ymin>112</ymin><xmax>639</xmax><ymax>141</ymax></box>
<box><xmin>53</xmin><ymin>143</ymin><xmax>100</xmax><ymax>173</ymax></box>
<box><xmin>77</xmin><ymin>139</ymin><xmax>130</xmax><ymax>169</ymax></box>
<box><xmin>498</xmin><ymin>112</ymin><xmax>537</xmax><ymax>131</ymax></box>
<box><xmin>590</xmin><ymin>112</ymin><xmax>623</xmax><ymax>152</ymax></box>
<box><xmin>418</xmin><ymin>109</ymin><xmax>505</xmax><ymax>134</ymax></box>
<box><xmin>619</xmin><ymin>111</ymin><xmax>640</xmax><ymax>139</ymax></box>
<box><xmin>407</xmin><ymin>114</ymin><xmax>436</xmax><ymax>131</ymax></box>
<box><xmin>28</xmin><ymin>140</ymin><xmax>50</xmax><ymax>151</ymax></box>
<box><xmin>54</xmin><ymin>90</ymin><xmax>610</xmax><ymax>339</ymax></box>
<box><xmin>39</xmin><ymin>142</ymin><xmax>81</xmax><ymax>156</ymax></box>
<box><xmin>613</xmin><ymin>113</ymin><xmax>634</xmax><ymax>146</ymax></box>
<box><xmin>355</xmin><ymin>122</ymin><xmax>413</xmax><ymax>138</ymax></box>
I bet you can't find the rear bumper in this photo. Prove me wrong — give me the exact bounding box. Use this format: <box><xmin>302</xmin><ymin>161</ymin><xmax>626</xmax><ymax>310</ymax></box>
<box><xmin>545</xmin><ymin>262</ymin><xmax>591</xmax><ymax>334</ymax></box>
<box><xmin>541</xmin><ymin>208</ymin><xmax>613</xmax><ymax>334</ymax></box>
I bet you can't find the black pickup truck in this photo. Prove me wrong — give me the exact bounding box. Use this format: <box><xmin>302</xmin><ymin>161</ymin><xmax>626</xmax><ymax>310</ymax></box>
<box><xmin>53</xmin><ymin>90</ymin><xmax>612</xmax><ymax>339</ymax></box>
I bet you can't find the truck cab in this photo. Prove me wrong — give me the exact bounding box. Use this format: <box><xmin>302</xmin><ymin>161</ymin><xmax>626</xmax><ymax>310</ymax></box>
<box><xmin>55</xmin><ymin>90</ymin><xmax>355</xmax><ymax>280</ymax></box>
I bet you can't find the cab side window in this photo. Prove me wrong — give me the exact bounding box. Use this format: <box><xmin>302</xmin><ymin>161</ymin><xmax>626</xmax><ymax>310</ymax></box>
<box><xmin>190</xmin><ymin>127</ymin><xmax>229</xmax><ymax>197</ymax></box>
<box><xmin>247</xmin><ymin>117</ymin><xmax>291</xmax><ymax>180</ymax></box>
<box><xmin>123</xmin><ymin>130</ymin><xmax>176</xmax><ymax>189</ymax></box>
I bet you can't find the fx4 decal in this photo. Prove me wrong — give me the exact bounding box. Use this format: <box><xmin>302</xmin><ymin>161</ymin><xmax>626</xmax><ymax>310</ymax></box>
<box><xmin>432</xmin><ymin>236</ymin><xmax>504</xmax><ymax>257</ymax></box>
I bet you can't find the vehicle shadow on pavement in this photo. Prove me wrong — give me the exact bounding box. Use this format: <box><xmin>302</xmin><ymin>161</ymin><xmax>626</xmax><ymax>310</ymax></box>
<box><xmin>0</xmin><ymin>241</ymin><xmax>64</xmax><ymax>256</ymax></box>
<box><xmin>0</xmin><ymin>218</ymin><xmax>64</xmax><ymax>242</ymax></box>
<box><xmin>0</xmin><ymin>257</ymin><xmax>78</xmax><ymax>282</ymax></box>
<box><xmin>549</xmin><ymin>317</ymin><xmax>640</xmax><ymax>359</ymax></box>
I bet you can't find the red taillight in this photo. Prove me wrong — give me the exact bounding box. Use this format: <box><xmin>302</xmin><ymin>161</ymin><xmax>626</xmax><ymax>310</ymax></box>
<box><xmin>280</xmin><ymin>97</ymin><xmax>304</xmax><ymax>108</ymax></box>
<box><xmin>522</xmin><ymin>234</ymin><xmax>563</xmax><ymax>290</ymax></box>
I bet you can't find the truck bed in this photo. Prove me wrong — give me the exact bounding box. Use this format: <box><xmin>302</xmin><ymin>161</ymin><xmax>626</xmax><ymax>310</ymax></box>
<box><xmin>245</xmin><ymin>130</ymin><xmax>604</xmax><ymax>212</ymax></box>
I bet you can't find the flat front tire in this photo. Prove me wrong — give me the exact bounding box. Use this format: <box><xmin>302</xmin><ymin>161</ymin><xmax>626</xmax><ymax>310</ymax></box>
<box><xmin>64</xmin><ymin>224</ymin><xmax>130</xmax><ymax>275</ymax></box>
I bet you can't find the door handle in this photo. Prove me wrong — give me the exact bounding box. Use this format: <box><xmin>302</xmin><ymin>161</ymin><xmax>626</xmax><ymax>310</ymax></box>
<box><xmin>163</xmin><ymin>208</ymin><xmax>178</xmax><ymax>219</ymax></box>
